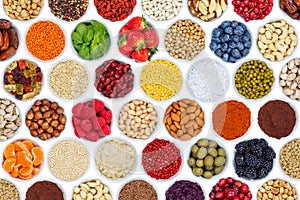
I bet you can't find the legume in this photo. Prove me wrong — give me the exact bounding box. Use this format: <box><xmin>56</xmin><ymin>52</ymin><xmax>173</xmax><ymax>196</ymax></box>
<box><xmin>280</xmin><ymin>139</ymin><xmax>300</xmax><ymax>179</ymax></box>
<box><xmin>210</xmin><ymin>20</ymin><xmax>251</xmax><ymax>63</ymax></box>
<box><xmin>0</xmin><ymin>19</ymin><xmax>18</xmax><ymax>61</ymax></box>
<box><xmin>187</xmin><ymin>58</ymin><xmax>229</xmax><ymax>103</ymax></box>
<box><xmin>280</xmin><ymin>0</ymin><xmax>300</xmax><ymax>20</ymax></box>
<box><xmin>94</xmin><ymin>0</ymin><xmax>136</xmax><ymax>21</ymax></box>
<box><xmin>95</xmin><ymin>59</ymin><xmax>134</xmax><ymax>98</ymax></box>
<box><xmin>48</xmin><ymin>140</ymin><xmax>89</xmax><ymax>181</ymax></box>
<box><xmin>164</xmin><ymin>99</ymin><xmax>204</xmax><ymax>141</ymax></box>
<box><xmin>0</xmin><ymin>179</ymin><xmax>19</xmax><ymax>200</ymax></box>
<box><xmin>280</xmin><ymin>58</ymin><xmax>300</xmax><ymax>100</ymax></box>
<box><xmin>25</xmin><ymin>99</ymin><xmax>66</xmax><ymax>140</ymax></box>
<box><xmin>140</xmin><ymin>59</ymin><xmax>182</xmax><ymax>101</ymax></box>
<box><xmin>235</xmin><ymin>60</ymin><xmax>274</xmax><ymax>99</ymax></box>
<box><xmin>165</xmin><ymin>20</ymin><xmax>205</xmax><ymax>60</ymax></box>
<box><xmin>73</xmin><ymin>179</ymin><xmax>112</xmax><ymax>200</ymax></box>
<box><xmin>26</xmin><ymin>181</ymin><xmax>63</xmax><ymax>200</ymax></box>
<box><xmin>189</xmin><ymin>0</ymin><xmax>228</xmax><ymax>21</ymax></box>
<box><xmin>166</xmin><ymin>180</ymin><xmax>204</xmax><ymax>200</ymax></box>
<box><xmin>118</xmin><ymin>99</ymin><xmax>158</xmax><ymax>140</ymax></box>
<box><xmin>0</xmin><ymin>99</ymin><xmax>21</xmax><ymax>141</ymax></box>
<box><xmin>3</xmin><ymin>0</ymin><xmax>43</xmax><ymax>20</ymax></box>
<box><xmin>142</xmin><ymin>138</ymin><xmax>182</xmax><ymax>180</ymax></box>
<box><xmin>95</xmin><ymin>138</ymin><xmax>136</xmax><ymax>180</ymax></box>
<box><xmin>119</xmin><ymin>180</ymin><xmax>158</xmax><ymax>200</ymax></box>
<box><xmin>3</xmin><ymin>139</ymin><xmax>43</xmax><ymax>180</ymax></box>
<box><xmin>142</xmin><ymin>0</ymin><xmax>182</xmax><ymax>21</ymax></box>
<box><xmin>4</xmin><ymin>60</ymin><xmax>42</xmax><ymax>101</ymax></box>
<box><xmin>257</xmin><ymin>20</ymin><xmax>297</xmax><ymax>62</ymax></box>
<box><xmin>26</xmin><ymin>20</ymin><xmax>65</xmax><ymax>61</ymax></box>
<box><xmin>49</xmin><ymin>60</ymin><xmax>88</xmax><ymax>99</ymax></box>
<box><xmin>258</xmin><ymin>179</ymin><xmax>297</xmax><ymax>200</ymax></box>
<box><xmin>49</xmin><ymin>0</ymin><xmax>88</xmax><ymax>21</ymax></box>
<box><xmin>188</xmin><ymin>138</ymin><xmax>226</xmax><ymax>179</ymax></box>
<box><xmin>258</xmin><ymin>100</ymin><xmax>296</xmax><ymax>139</ymax></box>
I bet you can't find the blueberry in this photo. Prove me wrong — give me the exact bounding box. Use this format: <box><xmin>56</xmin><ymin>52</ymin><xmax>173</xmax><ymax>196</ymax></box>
<box><xmin>234</xmin><ymin>26</ymin><xmax>245</xmax><ymax>35</ymax></box>
<box><xmin>244</xmin><ymin>31</ymin><xmax>251</xmax><ymax>38</ymax></box>
<box><xmin>212</xmin><ymin>37</ymin><xmax>221</xmax><ymax>43</ymax></box>
<box><xmin>241</xmin><ymin>48</ymin><xmax>250</xmax><ymax>56</ymax></box>
<box><xmin>227</xmin><ymin>48</ymin><xmax>232</xmax><ymax>53</ymax></box>
<box><xmin>231</xmin><ymin>21</ymin><xmax>239</xmax><ymax>28</ymax></box>
<box><xmin>229</xmin><ymin>56</ymin><xmax>237</xmax><ymax>63</ymax></box>
<box><xmin>222</xmin><ymin>53</ymin><xmax>229</xmax><ymax>62</ymax></box>
<box><xmin>210</xmin><ymin>42</ymin><xmax>218</xmax><ymax>51</ymax></box>
<box><xmin>242</xmin><ymin>35</ymin><xmax>251</xmax><ymax>42</ymax></box>
<box><xmin>232</xmin><ymin>35</ymin><xmax>240</xmax><ymax>42</ymax></box>
<box><xmin>232</xmin><ymin>48</ymin><xmax>242</xmax><ymax>59</ymax></box>
<box><xmin>224</xmin><ymin>27</ymin><xmax>233</xmax><ymax>35</ymax></box>
<box><xmin>215</xmin><ymin>49</ymin><xmax>223</xmax><ymax>57</ymax></box>
<box><xmin>221</xmin><ymin>21</ymin><xmax>231</xmax><ymax>29</ymax></box>
<box><xmin>240</xmin><ymin>23</ymin><xmax>247</xmax><ymax>30</ymax></box>
<box><xmin>229</xmin><ymin>41</ymin><xmax>237</xmax><ymax>48</ymax></box>
<box><xmin>212</xmin><ymin>28</ymin><xmax>223</xmax><ymax>38</ymax></box>
<box><xmin>236</xmin><ymin>42</ymin><xmax>244</xmax><ymax>51</ymax></box>
<box><xmin>221</xmin><ymin>34</ymin><xmax>230</xmax><ymax>43</ymax></box>
<box><xmin>221</xmin><ymin>43</ymin><xmax>228</xmax><ymax>52</ymax></box>
<box><xmin>245</xmin><ymin>41</ymin><xmax>251</xmax><ymax>48</ymax></box>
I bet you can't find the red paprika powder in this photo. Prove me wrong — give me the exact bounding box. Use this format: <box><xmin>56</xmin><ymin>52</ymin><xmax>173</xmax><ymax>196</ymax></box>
<box><xmin>142</xmin><ymin>138</ymin><xmax>182</xmax><ymax>180</ymax></box>
<box><xmin>212</xmin><ymin>100</ymin><xmax>251</xmax><ymax>140</ymax></box>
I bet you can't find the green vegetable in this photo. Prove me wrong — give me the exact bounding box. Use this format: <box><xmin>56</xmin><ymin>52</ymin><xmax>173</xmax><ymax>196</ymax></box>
<box><xmin>79</xmin><ymin>44</ymin><xmax>90</xmax><ymax>59</ymax></box>
<box><xmin>76</xmin><ymin>23</ymin><xmax>87</xmax><ymax>35</ymax></box>
<box><xmin>72</xmin><ymin>32</ymin><xmax>83</xmax><ymax>44</ymax></box>
<box><xmin>84</xmin><ymin>27</ymin><xmax>95</xmax><ymax>43</ymax></box>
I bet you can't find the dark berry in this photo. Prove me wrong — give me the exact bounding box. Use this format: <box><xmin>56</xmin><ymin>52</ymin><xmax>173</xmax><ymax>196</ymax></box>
<box><xmin>257</xmin><ymin>168</ymin><xmax>269</xmax><ymax>179</ymax></box>
<box><xmin>234</xmin><ymin>154</ymin><xmax>245</xmax><ymax>166</ymax></box>
<box><xmin>265</xmin><ymin>147</ymin><xmax>276</xmax><ymax>160</ymax></box>
<box><xmin>245</xmin><ymin>167</ymin><xmax>257</xmax><ymax>179</ymax></box>
<box><xmin>250</xmin><ymin>145</ymin><xmax>263</xmax><ymax>157</ymax></box>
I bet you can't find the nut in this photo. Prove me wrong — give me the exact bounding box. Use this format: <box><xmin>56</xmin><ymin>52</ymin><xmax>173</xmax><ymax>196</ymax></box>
<box><xmin>188</xmin><ymin>0</ymin><xmax>227</xmax><ymax>21</ymax></box>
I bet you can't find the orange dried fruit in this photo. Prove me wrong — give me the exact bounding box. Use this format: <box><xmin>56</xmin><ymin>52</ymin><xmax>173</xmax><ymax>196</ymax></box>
<box><xmin>14</xmin><ymin>141</ymin><xmax>28</xmax><ymax>152</ymax></box>
<box><xmin>32</xmin><ymin>167</ymin><xmax>39</xmax><ymax>175</ymax></box>
<box><xmin>19</xmin><ymin>166</ymin><xmax>33</xmax><ymax>177</ymax></box>
<box><xmin>19</xmin><ymin>174</ymin><xmax>33</xmax><ymax>180</ymax></box>
<box><xmin>3</xmin><ymin>144</ymin><xmax>15</xmax><ymax>159</ymax></box>
<box><xmin>11</xmin><ymin>165</ymin><xmax>19</xmax><ymax>178</ymax></box>
<box><xmin>3</xmin><ymin>157</ymin><xmax>16</xmax><ymax>173</ymax></box>
<box><xmin>31</xmin><ymin>147</ymin><xmax>44</xmax><ymax>166</ymax></box>
<box><xmin>17</xmin><ymin>151</ymin><xmax>33</xmax><ymax>167</ymax></box>
<box><xmin>23</xmin><ymin>140</ymin><xmax>34</xmax><ymax>151</ymax></box>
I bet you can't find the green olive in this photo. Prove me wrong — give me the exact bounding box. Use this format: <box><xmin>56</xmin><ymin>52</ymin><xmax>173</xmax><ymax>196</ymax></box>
<box><xmin>214</xmin><ymin>157</ymin><xmax>226</xmax><ymax>167</ymax></box>
<box><xmin>214</xmin><ymin>166</ymin><xmax>224</xmax><ymax>175</ymax></box>
<box><xmin>204</xmin><ymin>155</ymin><xmax>214</xmax><ymax>167</ymax></box>
<box><xmin>196</xmin><ymin>159</ymin><xmax>204</xmax><ymax>167</ymax></box>
<box><xmin>192</xmin><ymin>167</ymin><xmax>203</xmax><ymax>176</ymax></box>
<box><xmin>205</xmin><ymin>165</ymin><xmax>214</xmax><ymax>170</ymax></box>
<box><xmin>191</xmin><ymin>145</ymin><xmax>199</xmax><ymax>154</ymax></box>
<box><xmin>188</xmin><ymin>157</ymin><xmax>196</xmax><ymax>167</ymax></box>
<box><xmin>218</xmin><ymin>148</ymin><xmax>226</xmax><ymax>157</ymax></box>
<box><xmin>197</xmin><ymin>147</ymin><xmax>207</xmax><ymax>159</ymax></box>
<box><xmin>203</xmin><ymin>171</ymin><xmax>213</xmax><ymax>179</ymax></box>
<box><xmin>197</xmin><ymin>139</ymin><xmax>209</xmax><ymax>147</ymax></box>
<box><xmin>208</xmin><ymin>141</ymin><xmax>217</xmax><ymax>148</ymax></box>
<box><xmin>208</xmin><ymin>147</ymin><xmax>218</xmax><ymax>157</ymax></box>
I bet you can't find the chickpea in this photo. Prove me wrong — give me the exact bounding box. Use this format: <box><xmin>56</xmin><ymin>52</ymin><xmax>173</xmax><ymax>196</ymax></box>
<box><xmin>34</xmin><ymin>111</ymin><xmax>43</xmax><ymax>120</ymax></box>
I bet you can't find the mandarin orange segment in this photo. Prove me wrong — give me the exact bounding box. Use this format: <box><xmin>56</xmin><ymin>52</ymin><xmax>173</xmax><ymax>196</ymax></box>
<box><xmin>11</xmin><ymin>166</ymin><xmax>19</xmax><ymax>178</ymax></box>
<box><xmin>13</xmin><ymin>141</ymin><xmax>28</xmax><ymax>152</ymax></box>
<box><xmin>25</xmin><ymin>151</ymin><xmax>33</xmax><ymax>160</ymax></box>
<box><xmin>31</xmin><ymin>147</ymin><xmax>44</xmax><ymax>166</ymax></box>
<box><xmin>19</xmin><ymin>166</ymin><xmax>33</xmax><ymax>177</ymax></box>
<box><xmin>23</xmin><ymin>140</ymin><xmax>34</xmax><ymax>151</ymax></box>
<box><xmin>19</xmin><ymin>174</ymin><xmax>33</xmax><ymax>180</ymax></box>
<box><xmin>32</xmin><ymin>167</ymin><xmax>39</xmax><ymax>175</ymax></box>
<box><xmin>17</xmin><ymin>151</ymin><xmax>33</xmax><ymax>167</ymax></box>
<box><xmin>4</xmin><ymin>144</ymin><xmax>15</xmax><ymax>159</ymax></box>
<box><xmin>3</xmin><ymin>157</ymin><xmax>16</xmax><ymax>173</ymax></box>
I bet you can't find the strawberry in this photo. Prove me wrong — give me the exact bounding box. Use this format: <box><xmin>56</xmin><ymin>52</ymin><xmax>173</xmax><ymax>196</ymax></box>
<box><xmin>127</xmin><ymin>30</ymin><xmax>145</xmax><ymax>48</ymax></box>
<box><xmin>72</xmin><ymin>103</ymin><xmax>84</xmax><ymax>117</ymax></box>
<box><xmin>80</xmin><ymin>106</ymin><xmax>96</xmax><ymax>119</ymax></box>
<box><xmin>119</xmin><ymin>25</ymin><xmax>130</xmax><ymax>36</ymax></box>
<box><xmin>80</xmin><ymin>119</ymin><xmax>93</xmax><ymax>132</ymax></box>
<box><xmin>144</xmin><ymin>28</ymin><xmax>159</xmax><ymax>47</ymax></box>
<box><xmin>93</xmin><ymin>99</ymin><xmax>104</xmax><ymax>113</ymax></box>
<box><xmin>118</xmin><ymin>35</ymin><xmax>133</xmax><ymax>57</ymax></box>
<box><xmin>131</xmin><ymin>48</ymin><xmax>150</xmax><ymax>62</ymax></box>
<box><xmin>126</xmin><ymin>16</ymin><xmax>147</xmax><ymax>30</ymax></box>
<box><xmin>74</xmin><ymin>126</ymin><xmax>85</xmax><ymax>138</ymax></box>
<box><xmin>101</xmin><ymin>125</ymin><xmax>111</xmax><ymax>136</ymax></box>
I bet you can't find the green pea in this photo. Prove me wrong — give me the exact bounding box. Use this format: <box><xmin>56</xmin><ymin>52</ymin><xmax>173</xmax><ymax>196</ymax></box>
<box><xmin>214</xmin><ymin>157</ymin><xmax>226</xmax><ymax>167</ymax></box>
<box><xmin>208</xmin><ymin>148</ymin><xmax>218</xmax><ymax>157</ymax></box>
<box><xmin>197</xmin><ymin>147</ymin><xmax>207</xmax><ymax>159</ymax></box>
<box><xmin>197</xmin><ymin>139</ymin><xmax>209</xmax><ymax>147</ymax></box>
<box><xmin>188</xmin><ymin>157</ymin><xmax>196</xmax><ymax>167</ymax></box>
<box><xmin>203</xmin><ymin>171</ymin><xmax>213</xmax><ymax>179</ymax></box>
<box><xmin>196</xmin><ymin>159</ymin><xmax>204</xmax><ymax>167</ymax></box>
<box><xmin>191</xmin><ymin>145</ymin><xmax>199</xmax><ymax>154</ymax></box>
<box><xmin>204</xmin><ymin>155</ymin><xmax>214</xmax><ymax>167</ymax></box>
<box><xmin>218</xmin><ymin>148</ymin><xmax>226</xmax><ymax>157</ymax></box>
<box><xmin>193</xmin><ymin>167</ymin><xmax>203</xmax><ymax>176</ymax></box>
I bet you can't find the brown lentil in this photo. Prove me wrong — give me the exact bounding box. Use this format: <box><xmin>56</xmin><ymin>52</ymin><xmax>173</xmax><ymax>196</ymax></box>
<box><xmin>165</xmin><ymin>19</ymin><xmax>205</xmax><ymax>60</ymax></box>
<box><xmin>280</xmin><ymin>139</ymin><xmax>300</xmax><ymax>179</ymax></box>
<box><xmin>48</xmin><ymin>139</ymin><xmax>89</xmax><ymax>181</ymax></box>
<box><xmin>119</xmin><ymin>180</ymin><xmax>158</xmax><ymax>200</ymax></box>
<box><xmin>164</xmin><ymin>99</ymin><xmax>204</xmax><ymax>141</ymax></box>
<box><xmin>3</xmin><ymin>0</ymin><xmax>43</xmax><ymax>20</ymax></box>
<box><xmin>49</xmin><ymin>0</ymin><xmax>88</xmax><ymax>21</ymax></box>
<box><xmin>140</xmin><ymin>59</ymin><xmax>182</xmax><ymax>101</ymax></box>
<box><xmin>257</xmin><ymin>179</ymin><xmax>298</xmax><ymax>200</ymax></box>
<box><xmin>49</xmin><ymin>60</ymin><xmax>88</xmax><ymax>99</ymax></box>
<box><xmin>0</xmin><ymin>179</ymin><xmax>19</xmax><ymax>200</ymax></box>
<box><xmin>73</xmin><ymin>179</ymin><xmax>112</xmax><ymax>200</ymax></box>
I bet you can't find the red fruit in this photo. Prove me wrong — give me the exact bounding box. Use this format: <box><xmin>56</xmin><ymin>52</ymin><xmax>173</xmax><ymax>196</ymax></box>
<box><xmin>126</xmin><ymin>16</ymin><xmax>146</xmax><ymax>30</ymax></box>
<box><xmin>143</xmin><ymin>28</ymin><xmax>159</xmax><ymax>47</ymax></box>
<box><xmin>74</xmin><ymin>126</ymin><xmax>85</xmax><ymax>138</ymax></box>
<box><xmin>225</xmin><ymin>189</ymin><xmax>237</xmax><ymax>198</ymax></box>
<box><xmin>72</xmin><ymin>117</ymin><xmax>81</xmax><ymax>127</ymax></box>
<box><xmin>247</xmin><ymin>192</ymin><xmax>252</xmax><ymax>199</ymax></box>
<box><xmin>103</xmin><ymin>110</ymin><xmax>112</xmax><ymax>124</ymax></box>
<box><xmin>226</xmin><ymin>177</ymin><xmax>234</xmax><ymax>184</ymax></box>
<box><xmin>80</xmin><ymin>106</ymin><xmax>96</xmax><ymax>119</ymax></box>
<box><xmin>85</xmin><ymin>131</ymin><xmax>99</xmax><ymax>142</ymax></box>
<box><xmin>209</xmin><ymin>192</ymin><xmax>216</xmax><ymax>199</ymax></box>
<box><xmin>238</xmin><ymin>193</ymin><xmax>245</xmax><ymax>199</ymax></box>
<box><xmin>93</xmin><ymin>99</ymin><xmax>104</xmax><ymax>113</ymax></box>
<box><xmin>218</xmin><ymin>178</ymin><xmax>227</xmax><ymax>187</ymax></box>
<box><xmin>213</xmin><ymin>185</ymin><xmax>222</xmax><ymax>192</ymax></box>
<box><xmin>118</xmin><ymin>36</ymin><xmax>133</xmax><ymax>57</ymax></box>
<box><xmin>241</xmin><ymin>184</ymin><xmax>249</xmax><ymax>193</ymax></box>
<box><xmin>72</xmin><ymin>103</ymin><xmax>84</xmax><ymax>117</ymax></box>
<box><xmin>243</xmin><ymin>196</ymin><xmax>249</xmax><ymax>200</ymax></box>
<box><xmin>84</xmin><ymin>101</ymin><xmax>92</xmax><ymax>107</ymax></box>
<box><xmin>97</xmin><ymin>117</ymin><xmax>106</xmax><ymax>127</ymax></box>
<box><xmin>127</xmin><ymin>30</ymin><xmax>145</xmax><ymax>48</ymax></box>
<box><xmin>233</xmin><ymin>197</ymin><xmax>239</xmax><ymax>200</ymax></box>
<box><xmin>132</xmin><ymin>48</ymin><xmax>150</xmax><ymax>62</ymax></box>
<box><xmin>215</xmin><ymin>192</ymin><xmax>225</xmax><ymax>199</ymax></box>
<box><xmin>234</xmin><ymin>180</ymin><xmax>242</xmax><ymax>188</ymax></box>
<box><xmin>101</xmin><ymin>125</ymin><xmax>111</xmax><ymax>136</ymax></box>
<box><xmin>119</xmin><ymin>25</ymin><xmax>130</xmax><ymax>36</ymax></box>
<box><xmin>80</xmin><ymin>119</ymin><xmax>93</xmax><ymax>132</ymax></box>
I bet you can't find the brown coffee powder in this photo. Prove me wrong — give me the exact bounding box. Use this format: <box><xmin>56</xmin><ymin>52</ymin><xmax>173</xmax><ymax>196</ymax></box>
<box><xmin>119</xmin><ymin>180</ymin><xmax>158</xmax><ymax>200</ymax></box>
<box><xmin>26</xmin><ymin>181</ymin><xmax>63</xmax><ymax>200</ymax></box>
<box><xmin>258</xmin><ymin>100</ymin><xmax>296</xmax><ymax>139</ymax></box>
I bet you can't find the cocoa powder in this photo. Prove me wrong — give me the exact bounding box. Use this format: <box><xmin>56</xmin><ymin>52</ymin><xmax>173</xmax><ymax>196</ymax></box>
<box><xmin>26</xmin><ymin>181</ymin><xmax>64</xmax><ymax>200</ymax></box>
<box><xmin>258</xmin><ymin>100</ymin><xmax>296</xmax><ymax>139</ymax></box>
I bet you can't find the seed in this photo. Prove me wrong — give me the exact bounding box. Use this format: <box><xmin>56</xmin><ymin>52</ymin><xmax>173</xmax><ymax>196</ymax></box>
<box><xmin>0</xmin><ymin>179</ymin><xmax>19</xmax><ymax>199</ymax></box>
<box><xmin>119</xmin><ymin>180</ymin><xmax>157</xmax><ymax>200</ymax></box>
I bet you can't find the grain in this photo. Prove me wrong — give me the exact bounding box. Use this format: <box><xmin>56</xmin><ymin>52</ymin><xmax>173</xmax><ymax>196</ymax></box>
<box><xmin>140</xmin><ymin>59</ymin><xmax>182</xmax><ymax>101</ymax></box>
<box><xmin>49</xmin><ymin>60</ymin><xmax>88</xmax><ymax>99</ymax></box>
<box><xmin>280</xmin><ymin>139</ymin><xmax>300</xmax><ymax>179</ymax></box>
<box><xmin>48</xmin><ymin>140</ymin><xmax>89</xmax><ymax>181</ymax></box>
<box><xmin>0</xmin><ymin>179</ymin><xmax>19</xmax><ymax>200</ymax></box>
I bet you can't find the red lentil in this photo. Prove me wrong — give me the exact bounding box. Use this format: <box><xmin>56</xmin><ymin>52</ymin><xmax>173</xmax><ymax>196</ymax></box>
<box><xmin>142</xmin><ymin>138</ymin><xmax>182</xmax><ymax>180</ymax></box>
<box><xmin>26</xmin><ymin>21</ymin><xmax>65</xmax><ymax>61</ymax></box>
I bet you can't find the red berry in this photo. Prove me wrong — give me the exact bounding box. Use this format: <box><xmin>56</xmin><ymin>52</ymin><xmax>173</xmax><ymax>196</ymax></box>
<box><xmin>93</xmin><ymin>99</ymin><xmax>104</xmax><ymax>113</ymax></box>
<box><xmin>72</xmin><ymin>103</ymin><xmax>84</xmax><ymax>117</ymax></box>
<box><xmin>234</xmin><ymin>180</ymin><xmax>242</xmax><ymax>188</ymax></box>
<box><xmin>241</xmin><ymin>184</ymin><xmax>249</xmax><ymax>193</ymax></box>
<box><xmin>213</xmin><ymin>185</ymin><xmax>222</xmax><ymax>192</ymax></box>
<box><xmin>225</xmin><ymin>189</ymin><xmax>237</xmax><ymax>198</ymax></box>
<box><xmin>209</xmin><ymin>192</ymin><xmax>216</xmax><ymax>199</ymax></box>
<box><xmin>101</xmin><ymin>125</ymin><xmax>111</xmax><ymax>136</ymax></box>
<box><xmin>218</xmin><ymin>178</ymin><xmax>227</xmax><ymax>187</ymax></box>
<box><xmin>80</xmin><ymin>119</ymin><xmax>93</xmax><ymax>132</ymax></box>
<box><xmin>238</xmin><ymin>193</ymin><xmax>245</xmax><ymax>199</ymax></box>
<box><xmin>233</xmin><ymin>197</ymin><xmax>239</xmax><ymax>200</ymax></box>
<box><xmin>245</xmin><ymin>17</ymin><xmax>250</xmax><ymax>22</ymax></box>
<box><xmin>226</xmin><ymin>177</ymin><xmax>234</xmax><ymax>184</ymax></box>
<box><xmin>215</xmin><ymin>192</ymin><xmax>225</xmax><ymax>199</ymax></box>
<box><xmin>243</xmin><ymin>196</ymin><xmax>250</xmax><ymax>200</ymax></box>
<box><xmin>247</xmin><ymin>192</ymin><xmax>252</xmax><ymax>199</ymax></box>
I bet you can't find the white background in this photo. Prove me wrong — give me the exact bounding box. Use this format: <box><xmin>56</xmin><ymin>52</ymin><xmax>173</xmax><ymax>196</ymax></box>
<box><xmin>0</xmin><ymin>0</ymin><xmax>300</xmax><ymax>199</ymax></box>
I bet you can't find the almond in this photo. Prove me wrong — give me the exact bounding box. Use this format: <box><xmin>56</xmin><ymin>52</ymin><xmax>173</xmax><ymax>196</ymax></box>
<box><xmin>185</xmin><ymin>120</ymin><xmax>196</xmax><ymax>128</ymax></box>
<box><xmin>186</xmin><ymin>106</ymin><xmax>197</xmax><ymax>113</ymax></box>
<box><xmin>174</xmin><ymin>121</ymin><xmax>181</xmax><ymax>129</ymax></box>
<box><xmin>189</xmin><ymin>113</ymin><xmax>196</xmax><ymax>120</ymax></box>
<box><xmin>178</xmin><ymin>102</ymin><xmax>187</xmax><ymax>108</ymax></box>
<box><xmin>180</xmin><ymin>115</ymin><xmax>190</xmax><ymax>125</ymax></box>
<box><xmin>166</xmin><ymin>106</ymin><xmax>172</xmax><ymax>114</ymax></box>
<box><xmin>167</xmin><ymin>117</ymin><xmax>172</xmax><ymax>126</ymax></box>
<box><xmin>172</xmin><ymin>102</ymin><xmax>180</xmax><ymax>110</ymax></box>
<box><xmin>171</xmin><ymin>113</ymin><xmax>180</xmax><ymax>122</ymax></box>
<box><xmin>177</xmin><ymin>130</ymin><xmax>184</xmax><ymax>137</ymax></box>
<box><xmin>170</xmin><ymin>124</ymin><xmax>177</xmax><ymax>132</ymax></box>
<box><xmin>187</xmin><ymin>126</ymin><xmax>194</xmax><ymax>135</ymax></box>
<box><xmin>180</xmin><ymin>134</ymin><xmax>191</xmax><ymax>141</ymax></box>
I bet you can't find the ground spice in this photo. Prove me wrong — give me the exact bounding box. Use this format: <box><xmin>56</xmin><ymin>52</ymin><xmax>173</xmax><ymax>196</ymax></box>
<box><xmin>26</xmin><ymin>20</ymin><xmax>65</xmax><ymax>61</ymax></box>
<box><xmin>212</xmin><ymin>100</ymin><xmax>251</xmax><ymax>140</ymax></box>
<box><xmin>258</xmin><ymin>100</ymin><xmax>296</xmax><ymax>139</ymax></box>
<box><xmin>118</xmin><ymin>180</ymin><xmax>158</xmax><ymax>200</ymax></box>
<box><xmin>280</xmin><ymin>139</ymin><xmax>300</xmax><ymax>179</ymax></box>
<box><xmin>165</xmin><ymin>180</ymin><xmax>204</xmax><ymax>200</ymax></box>
<box><xmin>0</xmin><ymin>179</ymin><xmax>19</xmax><ymax>200</ymax></box>
<box><xmin>49</xmin><ymin>0</ymin><xmax>88</xmax><ymax>21</ymax></box>
<box><xmin>142</xmin><ymin>138</ymin><xmax>182</xmax><ymax>180</ymax></box>
<box><xmin>26</xmin><ymin>181</ymin><xmax>63</xmax><ymax>200</ymax></box>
